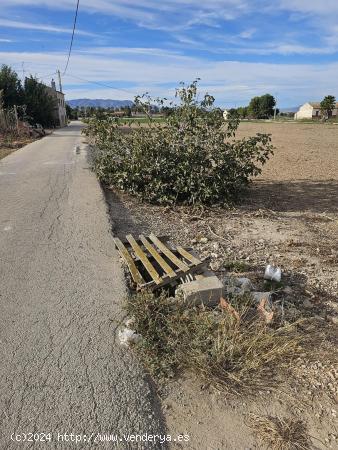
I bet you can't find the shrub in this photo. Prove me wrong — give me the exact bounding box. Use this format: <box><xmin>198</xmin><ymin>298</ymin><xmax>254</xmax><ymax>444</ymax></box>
<box><xmin>84</xmin><ymin>80</ymin><xmax>274</xmax><ymax>206</ymax></box>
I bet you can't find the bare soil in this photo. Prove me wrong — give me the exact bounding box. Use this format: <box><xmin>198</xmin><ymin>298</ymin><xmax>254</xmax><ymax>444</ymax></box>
<box><xmin>104</xmin><ymin>122</ymin><xmax>338</xmax><ymax>449</ymax></box>
<box><xmin>0</xmin><ymin>136</ymin><xmax>35</xmax><ymax>160</ymax></box>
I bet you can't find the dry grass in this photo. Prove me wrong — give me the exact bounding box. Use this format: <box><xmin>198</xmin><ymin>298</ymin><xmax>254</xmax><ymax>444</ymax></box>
<box><xmin>126</xmin><ymin>290</ymin><xmax>304</xmax><ymax>394</ymax></box>
<box><xmin>247</xmin><ymin>414</ymin><xmax>311</xmax><ymax>450</ymax></box>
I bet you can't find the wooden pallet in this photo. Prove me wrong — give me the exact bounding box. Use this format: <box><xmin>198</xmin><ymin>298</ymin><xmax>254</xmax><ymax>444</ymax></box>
<box><xmin>114</xmin><ymin>233</ymin><xmax>209</xmax><ymax>291</ymax></box>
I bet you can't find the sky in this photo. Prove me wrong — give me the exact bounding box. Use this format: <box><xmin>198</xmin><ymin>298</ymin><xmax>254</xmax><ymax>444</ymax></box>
<box><xmin>0</xmin><ymin>0</ymin><xmax>338</xmax><ymax>108</ymax></box>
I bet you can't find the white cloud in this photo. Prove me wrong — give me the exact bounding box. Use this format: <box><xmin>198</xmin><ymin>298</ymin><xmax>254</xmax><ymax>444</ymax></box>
<box><xmin>0</xmin><ymin>18</ymin><xmax>96</xmax><ymax>36</ymax></box>
<box><xmin>0</xmin><ymin>48</ymin><xmax>337</xmax><ymax>106</ymax></box>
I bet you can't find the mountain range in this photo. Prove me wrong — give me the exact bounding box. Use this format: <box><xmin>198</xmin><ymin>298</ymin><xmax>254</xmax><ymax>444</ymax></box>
<box><xmin>66</xmin><ymin>99</ymin><xmax>134</xmax><ymax>108</ymax></box>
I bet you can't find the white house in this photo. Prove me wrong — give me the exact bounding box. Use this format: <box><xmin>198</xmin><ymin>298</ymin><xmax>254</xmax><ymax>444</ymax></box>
<box><xmin>295</xmin><ymin>102</ymin><xmax>338</xmax><ymax>120</ymax></box>
<box><xmin>223</xmin><ymin>109</ymin><xmax>229</xmax><ymax>120</ymax></box>
<box><xmin>45</xmin><ymin>79</ymin><xmax>67</xmax><ymax>127</ymax></box>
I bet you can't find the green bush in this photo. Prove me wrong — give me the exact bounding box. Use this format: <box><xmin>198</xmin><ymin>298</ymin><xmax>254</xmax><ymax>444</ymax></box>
<box><xmin>84</xmin><ymin>81</ymin><xmax>274</xmax><ymax>206</ymax></box>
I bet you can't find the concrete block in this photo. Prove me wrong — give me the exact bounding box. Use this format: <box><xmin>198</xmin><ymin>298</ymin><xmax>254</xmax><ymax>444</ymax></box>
<box><xmin>176</xmin><ymin>273</ymin><xmax>224</xmax><ymax>306</ymax></box>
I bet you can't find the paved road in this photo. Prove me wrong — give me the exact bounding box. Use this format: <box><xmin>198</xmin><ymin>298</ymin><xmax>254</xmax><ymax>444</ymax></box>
<box><xmin>0</xmin><ymin>123</ymin><xmax>165</xmax><ymax>449</ymax></box>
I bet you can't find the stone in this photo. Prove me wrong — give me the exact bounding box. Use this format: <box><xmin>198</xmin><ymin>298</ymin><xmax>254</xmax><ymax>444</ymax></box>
<box><xmin>200</xmin><ymin>237</ymin><xmax>208</xmax><ymax>244</ymax></box>
<box><xmin>176</xmin><ymin>272</ymin><xmax>224</xmax><ymax>306</ymax></box>
<box><xmin>303</xmin><ymin>298</ymin><xmax>314</xmax><ymax>309</ymax></box>
<box><xmin>234</xmin><ymin>277</ymin><xmax>254</xmax><ymax>291</ymax></box>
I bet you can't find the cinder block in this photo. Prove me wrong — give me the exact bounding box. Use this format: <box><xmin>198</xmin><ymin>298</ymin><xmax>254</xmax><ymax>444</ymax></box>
<box><xmin>176</xmin><ymin>273</ymin><xmax>224</xmax><ymax>306</ymax></box>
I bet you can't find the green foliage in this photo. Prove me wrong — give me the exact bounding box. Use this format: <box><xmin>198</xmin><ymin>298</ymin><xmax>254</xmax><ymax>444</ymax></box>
<box><xmin>66</xmin><ymin>104</ymin><xmax>78</xmax><ymax>120</ymax></box>
<box><xmin>85</xmin><ymin>80</ymin><xmax>274</xmax><ymax>206</ymax></box>
<box><xmin>0</xmin><ymin>64</ymin><xmax>23</xmax><ymax>108</ymax></box>
<box><xmin>320</xmin><ymin>95</ymin><xmax>336</xmax><ymax>119</ymax></box>
<box><xmin>223</xmin><ymin>259</ymin><xmax>250</xmax><ymax>272</ymax></box>
<box><xmin>24</xmin><ymin>76</ymin><xmax>57</xmax><ymax>127</ymax></box>
<box><xmin>248</xmin><ymin>94</ymin><xmax>276</xmax><ymax>119</ymax></box>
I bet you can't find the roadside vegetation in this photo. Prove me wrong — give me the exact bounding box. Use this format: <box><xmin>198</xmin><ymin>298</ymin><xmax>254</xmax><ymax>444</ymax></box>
<box><xmin>0</xmin><ymin>64</ymin><xmax>58</xmax><ymax>159</ymax></box>
<box><xmin>126</xmin><ymin>290</ymin><xmax>304</xmax><ymax>394</ymax></box>
<box><xmin>84</xmin><ymin>80</ymin><xmax>274</xmax><ymax>206</ymax></box>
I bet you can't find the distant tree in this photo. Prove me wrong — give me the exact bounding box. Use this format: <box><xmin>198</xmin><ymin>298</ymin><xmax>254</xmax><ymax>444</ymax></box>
<box><xmin>161</xmin><ymin>106</ymin><xmax>175</xmax><ymax>117</ymax></box>
<box><xmin>24</xmin><ymin>76</ymin><xmax>56</xmax><ymax>127</ymax></box>
<box><xmin>66</xmin><ymin>104</ymin><xmax>78</xmax><ymax>120</ymax></box>
<box><xmin>236</xmin><ymin>106</ymin><xmax>248</xmax><ymax>118</ymax></box>
<box><xmin>260</xmin><ymin>94</ymin><xmax>276</xmax><ymax>118</ymax></box>
<box><xmin>0</xmin><ymin>64</ymin><xmax>23</xmax><ymax>108</ymax></box>
<box><xmin>248</xmin><ymin>96</ymin><xmax>261</xmax><ymax>118</ymax></box>
<box><xmin>248</xmin><ymin>94</ymin><xmax>276</xmax><ymax>119</ymax></box>
<box><xmin>320</xmin><ymin>95</ymin><xmax>336</xmax><ymax>119</ymax></box>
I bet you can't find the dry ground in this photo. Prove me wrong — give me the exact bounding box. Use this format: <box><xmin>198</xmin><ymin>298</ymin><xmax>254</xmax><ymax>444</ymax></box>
<box><xmin>0</xmin><ymin>135</ymin><xmax>36</xmax><ymax>160</ymax></box>
<box><xmin>104</xmin><ymin>121</ymin><xmax>337</xmax><ymax>449</ymax></box>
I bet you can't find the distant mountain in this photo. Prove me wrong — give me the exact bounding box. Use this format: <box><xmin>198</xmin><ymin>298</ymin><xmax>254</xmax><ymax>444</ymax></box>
<box><xmin>279</xmin><ymin>106</ymin><xmax>300</xmax><ymax>113</ymax></box>
<box><xmin>67</xmin><ymin>98</ymin><xmax>134</xmax><ymax>108</ymax></box>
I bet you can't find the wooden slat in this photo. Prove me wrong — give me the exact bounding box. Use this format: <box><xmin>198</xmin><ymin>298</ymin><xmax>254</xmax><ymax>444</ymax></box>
<box><xmin>149</xmin><ymin>233</ymin><xmax>190</xmax><ymax>272</ymax></box>
<box><xmin>144</xmin><ymin>257</ymin><xmax>211</xmax><ymax>290</ymax></box>
<box><xmin>114</xmin><ymin>237</ymin><xmax>144</xmax><ymax>286</ymax></box>
<box><xmin>139</xmin><ymin>235</ymin><xmax>176</xmax><ymax>278</ymax></box>
<box><xmin>126</xmin><ymin>234</ymin><xmax>163</xmax><ymax>284</ymax></box>
<box><xmin>176</xmin><ymin>246</ymin><xmax>201</xmax><ymax>265</ymax></box>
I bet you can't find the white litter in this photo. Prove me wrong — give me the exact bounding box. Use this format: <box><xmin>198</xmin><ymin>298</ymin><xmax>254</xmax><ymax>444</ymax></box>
<box><xmin>264</xmin><ymin>264</ymin><xmax>282</xmax><ymax>282</ymax></box>
<box><xmin>118</xmin><ymin>327</ymin><xmax>141</xmax><ymax>347</ymax></box>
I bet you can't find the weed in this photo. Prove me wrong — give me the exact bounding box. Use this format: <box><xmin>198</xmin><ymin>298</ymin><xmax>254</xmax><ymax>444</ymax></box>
<box><xmin>247</xmin><ymin>414</ymin><xmax>311</xmax><ymax>450</ymax></box>
<box><xmin>223</xmin><ymin>259</ymin><xmax>250</xmax><ymax>272</ymax></box>
<box><xmin>126</xmin><ymin>290</ymin><xmax>303</xmax><ymax>394</ymax></box>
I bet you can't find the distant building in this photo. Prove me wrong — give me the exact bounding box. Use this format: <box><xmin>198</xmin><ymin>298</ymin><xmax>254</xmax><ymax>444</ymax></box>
<box><xmin>294</xmin><ymin>102</ymin><xmax>338</xmax><ymax>120</ymax></box>
<box><xmin>44</xmin><ymin>79</ymin><xmax>67</xmax><ymax>127</ymax></box>
<box><xmin>223</xmin><ymin>109</ymin><xmax>229</xmax><ymax>120</ymax></box>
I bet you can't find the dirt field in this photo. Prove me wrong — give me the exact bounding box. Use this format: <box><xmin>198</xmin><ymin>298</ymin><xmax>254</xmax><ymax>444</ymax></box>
<box><xmin>104</xmin><ymin>121</ymin><xmax>338</xmax><ymax>449</ymax></box>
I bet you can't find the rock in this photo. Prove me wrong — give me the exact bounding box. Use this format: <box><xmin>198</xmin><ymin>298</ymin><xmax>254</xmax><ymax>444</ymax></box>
<box><xmin>226</xmin><ymin>286</ymin><xmax>242</xmax><ymax>295</ymax></box>
<box><xmin>303</xmin><ymin>298</ymin><xmax>314</xmax><ymax>309</ymax></box>
<box><xmin>176</xmin><ymin>272</ymin><xmax>224</xmax><ymax>306</ymax></box>
<box><xmin>200</xmin><ymin>237</ymin><xmax>208</xmax><ymax>244</ymax></box>
<box><xmin>234</xmin><ymin>277</ymin><xmax>254</xmax><ymax>291</ymax></box>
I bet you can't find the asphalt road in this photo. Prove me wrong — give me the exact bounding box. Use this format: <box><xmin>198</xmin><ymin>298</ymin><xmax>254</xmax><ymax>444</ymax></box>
<box><xmin>0</xmin><ymin>123</ymin><xmax>165</xmax><ymax>449</ymax></box>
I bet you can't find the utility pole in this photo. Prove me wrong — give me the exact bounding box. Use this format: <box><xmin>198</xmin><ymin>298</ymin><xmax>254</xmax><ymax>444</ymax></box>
<box><xmin>57</xmin><ymin>69</ymin><xmax>63</xmax><ymax>93</ymax></box>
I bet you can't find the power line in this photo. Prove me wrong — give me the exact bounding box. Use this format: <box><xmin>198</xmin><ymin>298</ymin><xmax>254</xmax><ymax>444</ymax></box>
<box><xmin>63</xmin><ymin>0</ymin><xmax>80</xmax><ymax>76</ymax></box>
<box><xmin>65</xmin><ymin>72</ymin><xmax>133</xmax><ymax>96</ymax></box>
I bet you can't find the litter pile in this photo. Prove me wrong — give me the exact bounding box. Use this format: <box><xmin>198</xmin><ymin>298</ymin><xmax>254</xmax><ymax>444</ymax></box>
<box><xmin>115</xmin><ymin>234</ymin><xmax>286</xmax><ymax>346</ymax></box>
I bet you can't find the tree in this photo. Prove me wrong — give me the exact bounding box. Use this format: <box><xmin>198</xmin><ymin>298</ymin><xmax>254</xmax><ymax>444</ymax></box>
<box><xmin>237</xmin><ymin>106</ymin><xmax>248</xmax><ymax>118</ymax></box>
<box><xmin>320</xmin><ymin>95</ymin><xmax>336</xmax><ymax>119</ymax></box>
<box><xmin>66</xmin><ymin>104</ymin><xmax>78</xmax><ymax>120</ymax></box>
<box><xmin>248</xmin><ymin>96</ymin><xmax>261</xmax><ymax>118</ymax></box>
<box><xmin>248</xmin><ymin>94</ymin><xmax>276</xmax><ymax>119</ymax></box>
<box><xmin>259</xmin><ymin>94</ymin><xmax>276</xmax><ymax>118</ymax></box>
<box><xmin>85</xmin><ymin>80</ymin><xmax>274</xmax><ymax>206</ymax></box>
<box><xmin>24</xmin><ymin>76</ymin><xmax>57</xmax><ymax>127</ymax></box>
<box><xmin>0</xmin><ymin>65</ymin><xmax>23</xmax><ymax>108</ymax></box>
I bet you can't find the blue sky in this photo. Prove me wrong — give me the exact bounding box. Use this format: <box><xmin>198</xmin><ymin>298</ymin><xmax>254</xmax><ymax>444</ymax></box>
<box><xmin>1</xmin><ymin>0</ymin><xmax>338</xmax><ymax>107</ymax></box>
